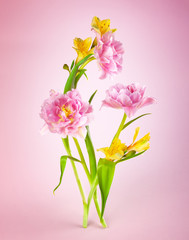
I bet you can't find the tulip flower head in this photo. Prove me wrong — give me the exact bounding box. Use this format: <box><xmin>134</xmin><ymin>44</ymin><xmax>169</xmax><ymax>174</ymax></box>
<box><xmin>40</xmin><ymin>89</ymin><xmax>93</xmax><ymax>137</ymax></box>
<box><xmin>102</xmin><ymin>83</ymin><xmax>156</xmax><ymax>117</ymax></box>
<box><xmin>94</xmin><ymin>32</ymin><xmax>124</xmax><ymax>79</ymax></box>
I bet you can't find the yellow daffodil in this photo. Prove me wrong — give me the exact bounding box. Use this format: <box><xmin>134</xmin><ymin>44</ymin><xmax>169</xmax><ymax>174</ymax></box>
<box><xmin>73</xmin><ymin>37</ymin><xmax>94</xmax><ymax>64</ymax></box>
<box><xmin>128</xmin><ymin>127</ymin><xmax>150</xmax><ymax>153</ymax></box>
<box><xmin>97</xmin><ymin>138</ymin><xmax>127</xmax><ymax>161</ymax></box>
<box><xmin>91</xmin><ymin>16</ymin><xmax>117</xmax><ymax>36</ymax></box>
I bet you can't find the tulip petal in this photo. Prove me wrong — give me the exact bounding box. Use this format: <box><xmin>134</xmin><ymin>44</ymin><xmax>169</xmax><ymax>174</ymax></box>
<box><xmin>138</xmin><ymin>97</ymin><xmax>156</xmax><ymax>108</ymax></box>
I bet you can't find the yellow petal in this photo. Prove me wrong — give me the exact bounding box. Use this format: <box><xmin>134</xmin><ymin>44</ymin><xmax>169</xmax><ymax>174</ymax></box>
<box><xmin>97</xmin><ymin>147</ymin><xmax>109</xmax><ymax>155</ymax></box>
<box><xmin>83</xmin><ymin>37</ymin><xmax>92</xmax><ymax>52</ymax></box>
<box><xmin>73</xmin><ymin>38</ymin><xmax>83</xmax><ymax>49</ymax></box>
<box><xmin>133</xmin><ymin>127</ymin><xmax>140</xmax><ymax>143</ymax></box>
<box><xmin>73</xmin><ymin>37</ymin><xmax>93</xmax><ymax>63</ymax></box>
<box><xmin>97</xmin><ymin>138</ymin><xmax>127</xmax><ymax>161</ymax></box>
<box><xmin>129</xmin><ymin>133</ymin><xmax>150</xmax><ymax>153</ymax></box>
<box><xmin>75</xmin><ymin>50</ymin><xmax>84</xmax><ymax>63</ymax></box>
<box><xmin>91</xmin><ymin>16</ymin><xmax>100</xmax><ymax>29</ymax></box>
<box><xmin>91</xmin><ymin>16</ymin><xmax>115</xmax><ymax>36</ymax></box>
<box><xmin>99</xmin><ymin>19</ymin><xmax>111</xmax><ymax>35</ymax></box>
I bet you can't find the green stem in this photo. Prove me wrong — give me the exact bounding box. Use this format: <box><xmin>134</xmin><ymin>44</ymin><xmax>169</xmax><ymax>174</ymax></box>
<box><xmin>73</xmin><ymin>137</ymin><xmax>107</xmax><ymax>228</ymax></box>
<box><xmin>87</xmin><ymin>175</ymin><xmax>107</xmax><ymax>228</ymax></box>
<box><xmin>83</xmin><ymin>202</ymin><xmax>88</xmax><ymax>228</ymax></box>
<box><xmin>73</xmin><ymin>137</ymin><xmax>92</xmax><ymax>184</ymax></box>
<box><xmin>111</xmin><ymin>112</ymin><xmax>127</xmax><ymax>145</ymax></box>
<box><xmin>62</xmin><ymin>137</ymin><xmax>87</xmax><ymax>228</ymax></box>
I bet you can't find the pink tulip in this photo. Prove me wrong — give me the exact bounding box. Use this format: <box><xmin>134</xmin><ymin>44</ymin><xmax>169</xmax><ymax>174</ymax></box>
<box><xmin>94</xmin><ymin>32</ymin><xmax>124</xmax><ymax>79</ymax></box>
<box><xmin>40</xmin><ymin>89</ymin><xmax>93</xmax><ymax>137</ymax></box>
<box><xmin>102</xmin><ymin>83</ymin><xmax>156</xmax><ymax>117</ymax></box>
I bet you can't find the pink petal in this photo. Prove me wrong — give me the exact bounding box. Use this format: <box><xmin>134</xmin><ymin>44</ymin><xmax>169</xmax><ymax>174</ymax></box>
<box><xmin>138</xmin><ymin>97</ymin><xmax>156</xmax><ymax>108</ymax></box>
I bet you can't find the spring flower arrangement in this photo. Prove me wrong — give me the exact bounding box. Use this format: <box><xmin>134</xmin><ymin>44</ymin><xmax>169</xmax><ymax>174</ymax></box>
<box><xmin>40</xmin><ymin>16</ymin><xmax>156</xmax><ymax>228</ymax></box>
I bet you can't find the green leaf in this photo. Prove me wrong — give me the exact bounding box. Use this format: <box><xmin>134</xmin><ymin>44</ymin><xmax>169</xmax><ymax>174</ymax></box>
<box><xmin>83</xmin><ymin>71</ymin><xmax>88</xmax><ymax>80</ymax></box>
<box><xmin>74</xmin><ymin>69</ymin><xmax>87</xmax><ymax>88</ymax></box>
<box><xmin>122</xmin><ymin>113</ymin><xmax>151</xmax><ymax>131</ymax></box>
<box><xmin>70</xmin><ymin>60</ymin><xmax>75</xmax><ymax>70</ymax></box>
<box><xmin>63</xmin><ymin>64</ymin><xmax>70</xmax><ymax>72</ymax></box>
<box><xmin>124</xmin><ymin>150</ymin><xmax>136</xmax><ymax>158</ymax></box>
<box><xmin>88</xmin><ymin>90</ymin><xmax>97</xmax><ymax>104</ymax></box>
<box><xmin>116</xmin><ymin>150</ymin><xmax>146</xmax><ymax>164</ymax></box>
<box><xmin>85</xmin><ymin>126</ymin><xmax>97</xmax><ymax>180</ymax></box>
<box><xmin>62</xmin><ymin>137</ymin><xmax>71</xmax><ymax>155</ymax></box>
<box><xmin>97</xmin><ymin>158</ymin><xmax>116</xmax><ymax>218</ymax></box>
<box><xmin>53</xmin><ymin>156</ymin><xmax>67</xmax><ymax>194</ymax></box>
<box><xmin>62</xmin><ymin>155</ymin><xmax>81</xmax><ymax>163</ymax></box>
<box><xmin>64</xmin><ymin>54</ymin><xmax>92</xmax><ymax>94</ymax></box>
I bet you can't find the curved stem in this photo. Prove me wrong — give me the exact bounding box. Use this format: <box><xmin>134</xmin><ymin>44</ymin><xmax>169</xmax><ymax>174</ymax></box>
<box><xmin>111</xmin><ymin>112</ymin><xmax>127</xmax><ymax>145</ymax></box>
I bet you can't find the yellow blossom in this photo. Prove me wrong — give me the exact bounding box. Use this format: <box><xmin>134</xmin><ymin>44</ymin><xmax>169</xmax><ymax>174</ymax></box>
<box><xmin>73</xmin><ymin>37</ymin><xmax>94</xmax><ymax>63</ymax></box>
<box><xmin>91</xmin><ymin>16</ymin><xmax>116</xmax><ymax>36</ymax></box>
<box><xmin>128</xmin><ymin>127</ymin><xmax>150</xmax><ymax>153</ymax></box>
<box><xmin>97</xmin><ymin>138</ymin><xmax>127</xmax><ymax>161</ymax></box>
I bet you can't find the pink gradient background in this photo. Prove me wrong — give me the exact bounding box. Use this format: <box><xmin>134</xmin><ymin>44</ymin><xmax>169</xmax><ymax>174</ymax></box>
<box><xmin>0</xmin><ymin>0</ymin><xmax>189</xmax><ymax>239</ymax></box>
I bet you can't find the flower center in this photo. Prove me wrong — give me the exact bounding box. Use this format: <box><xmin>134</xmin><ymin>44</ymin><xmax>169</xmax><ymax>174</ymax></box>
<box><xmin>58</xmin><ymin>105</ymin><xmax>74</xmax><ymax>123</ymax></box>
<box><xmin>61</xmin><ymin>105</ymin><xmax>72</xmax><ymax>117</ymax></box>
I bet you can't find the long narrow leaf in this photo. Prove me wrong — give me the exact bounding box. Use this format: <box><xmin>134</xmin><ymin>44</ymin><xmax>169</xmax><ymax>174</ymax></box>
<box><xmin>89</xmin><ymin>90</ymin><xmax>97</xmax><ymax>104</ymax></box>
<box><xmin>70</xmin><ymin>60</ymin><xmax>75</xmax><ymax>70</ymax></box>
<box><xmin>53</xmin><ymin>156</ymin><xmax>67</xmax><ymax>194</ymax></box>
<box><xmin>116</xmin><ymin>150</ymin><xmax>146</xmax><ymax>164</ymax></box>
<box><xmin>63</xmin><ymin>155</ymin><xmax>81</xmax><ymax>163</ymax></box>
<box><xmin>83</xmin><ymin>71</ymin><xmax>88</xmax><ymax>80</ymax></box>
<box><xmin>97</xmin><ymin>158</ymin><xmax>116</xmax><ymax>218</ymax></box>
<box><xmin>62</xmin><ymin>137</ymin><xmax>71</xmax><ymax>155</ymax></box>
<box><xmin>122</xmin><ymin>113</ymin><xmax>151</xmax><ymax>131</ymax></box>
<box><xmin>85</xmin><ymin>126</ymin><xmax>97</xmax><ymax>180</ymax></box>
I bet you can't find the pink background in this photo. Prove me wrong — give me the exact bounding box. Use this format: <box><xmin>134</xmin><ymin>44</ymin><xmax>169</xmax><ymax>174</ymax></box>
<box><xmin>0</xmin><ymin>0</ymin><xmax>189</xmax><ymax>239</ymax></box>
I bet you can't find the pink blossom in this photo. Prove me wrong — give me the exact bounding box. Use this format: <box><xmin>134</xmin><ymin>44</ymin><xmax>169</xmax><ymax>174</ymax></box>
<box><xmin>94</xmin><ymin>32</ymin><xmax>124</xmax><ymax>79</ymax></box>
<box><xmin>102</xmin><ymin>83</ymin><xmax>156</xmax><ymax>117</ymax></box>
<box><xmin>40</xmin><ymin>89</ymin><xmax>93</xmax><ymax>137</ymax></box>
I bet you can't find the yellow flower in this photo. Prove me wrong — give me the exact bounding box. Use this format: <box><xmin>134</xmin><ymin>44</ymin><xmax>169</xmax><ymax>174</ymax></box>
<box><xmin>91</xmin><ymin>16</ymin><xmax>116</xmax><ymax>36</ymax></box>
<box><xmin>73</xmin><ymin>37</ymin><xmax>94</xmax><ymax>64</ymax></box>
<box><xmin>97</xmin><ymin>138</ymin><xmax>127</xmax><ymax>161</ymax></box>
<box><xmin>128</xmin><ymin>127</ymin><xmax>150</xmax><ymax>153</ymax></box>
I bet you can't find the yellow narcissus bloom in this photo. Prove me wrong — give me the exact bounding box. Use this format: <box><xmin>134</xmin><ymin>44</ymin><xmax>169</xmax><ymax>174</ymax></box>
<box><xmin>97</xmin><ymin>138</ymin><xmax>127</xmax><ymax>161</ymax></box>
<box><xmin>128</xmin><ymin>127</ymin><xmax>150</xmax><ymax>153</ymax></box>
<box><xmin>91</xmin><ymin>16</ymin><xmax>116</xmax><ymax>36</ymax></box>
<box><xmin>73</xmin><ymin>37</ymin><xmax>94</xmax><ymax>63</ymax></box>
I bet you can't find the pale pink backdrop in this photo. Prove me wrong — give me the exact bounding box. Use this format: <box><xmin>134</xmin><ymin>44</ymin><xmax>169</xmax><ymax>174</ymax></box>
<box><xmin>0</xmin><ymin>0</ymin><xmax>189</xmax><ymax>239</ymax></box>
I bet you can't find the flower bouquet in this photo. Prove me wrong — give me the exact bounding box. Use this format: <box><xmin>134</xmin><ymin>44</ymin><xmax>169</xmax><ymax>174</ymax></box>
<box><xmin>40</xmin><ymin>16</ymin><xmax>155</xmax><ymax>228</ymax></box>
